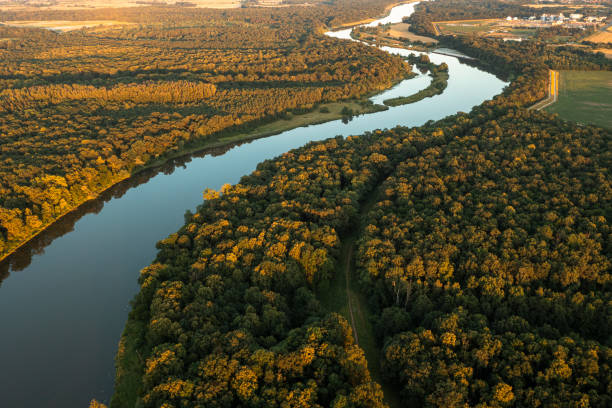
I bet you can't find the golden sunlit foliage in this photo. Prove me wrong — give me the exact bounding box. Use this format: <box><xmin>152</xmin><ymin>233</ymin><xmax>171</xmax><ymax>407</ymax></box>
<box><xmin>358</xmin><ymin>109</ymin><xmax>611</xmax><ymax>407</ymax></box>
<box><xmin>114</xmin><ymin>22</ymin><xmax>611</xmax><ymax>408</ymax></box>
<box><xmin>0</xmin><ymin>1</ymin><xmax>410</xmax><ymax>259</ymax></box>
<box><xmin>113</xmin><ymin>128</ymin><xmax>427</xmax><ymax>407</ymax></box>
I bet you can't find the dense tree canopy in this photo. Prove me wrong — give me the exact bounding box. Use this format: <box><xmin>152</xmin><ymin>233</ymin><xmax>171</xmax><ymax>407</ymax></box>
<box><xmin>0</xmin><ymin>1</ymin><xmax>411</xmax><ymax>259</ymax></box>
<box><xmin>357</xmin><ymin>109</ymin><xmax>611</xmax><ymax>407</ymax></box>
<box><xmin>1</xmin><ymin>0</ymin><xmax>609</xmax><ymax>406</ymax></box>
<box><xmin>112</xmin><ymin>12</ymin><xmax>611</xmax><ymax>405</ymax></box>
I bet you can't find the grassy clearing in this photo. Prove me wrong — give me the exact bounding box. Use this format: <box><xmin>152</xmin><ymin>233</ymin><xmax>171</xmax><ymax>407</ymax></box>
<box><xmin>525</xmin><ymin>3</ymin><xmax>605</xmax><ymax>8</ymax></box>
<box><xmin>594</xmin><ymin>48</ymin><xmax>612</xmax><ymax>59</ymax></box>
<box><xmin>110</xmin><ymin>319</ymin><xmax>147</xmax><ymax>408</ymax></box>
<box><xmin>318</xmin><ymin>188</ymin><xmax>402</xmax><ymax>408</ymax></box>
<box><xmin>436</xmin><ymin>19</ymin><xmax>541</xmax><ymax>39</ymax></box>
<box><xmin>319</xmin><ymin>237</ymin><xmax>403</xmax><ymax>408</ymax></box>
<box><xmin>546</xmin><ymin>70</ymin><xmax>612</xmax><ymax>129</ymax></box>
<box><xmin>438</xmin><ymin>20</ymin><xmax>498</xmax><ymax>35</ymax></box>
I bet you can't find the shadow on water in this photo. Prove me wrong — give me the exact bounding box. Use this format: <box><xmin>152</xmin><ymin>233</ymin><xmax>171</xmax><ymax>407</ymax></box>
<box><xmin>0</xmin><ymin>139</ymin><xmax>242</xmax><ymax>283</ymax></box>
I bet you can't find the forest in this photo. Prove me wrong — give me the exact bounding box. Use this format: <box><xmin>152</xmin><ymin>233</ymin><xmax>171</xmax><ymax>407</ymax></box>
<box><xmin>0</xmin><ymin>0</ymin><xmax>609</xmax><ymax>407</ymax></box>
<box><xmin>0</xmin><ymin>0</ymin><xmax>411</xmax><ymax>260</ymax></box>
<box><xmin>357</xmin><ymin>109</ymin><xmax>611</xmax><ymax>407</ymax></box>
<box><xmin>111</xmin><ymin>12</ymin><xmax>611</xmax><ymax>408</ymax></box>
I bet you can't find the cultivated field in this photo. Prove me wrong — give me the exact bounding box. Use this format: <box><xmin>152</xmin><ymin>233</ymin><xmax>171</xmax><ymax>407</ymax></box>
<box><xmin>434</xmin><ymin>19</ymin><xmax>499</xmax><ymax>36</ymax></box>
<box><xmin>546</xmin><ymin>70</ymin><xmax>612</xmax><ymax>129</ymax></box>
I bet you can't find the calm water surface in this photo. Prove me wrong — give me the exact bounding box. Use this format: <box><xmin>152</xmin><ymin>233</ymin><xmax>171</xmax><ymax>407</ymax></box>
<box><xmin>0</xmin><ymin>3</ymin><xmax>506</xmax><ymax>407</ymax></box>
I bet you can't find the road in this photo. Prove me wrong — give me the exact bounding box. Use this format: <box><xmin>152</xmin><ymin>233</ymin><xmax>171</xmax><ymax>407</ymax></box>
<box><xmin>530</xmin><ymin>69</ymin><xmax>558</xmax><ymax>110</ymax></box>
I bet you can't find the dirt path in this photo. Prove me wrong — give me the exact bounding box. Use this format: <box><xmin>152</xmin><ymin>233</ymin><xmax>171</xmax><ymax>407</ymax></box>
<box><xmin>530</xmin><ymin>69</ymin><xmax>558</xmax><ymax>110</ymax></box>
<box><xmin>319</xmin><ymin>184</ymin><xmax>403</xmax><ymax>408</ymax></box>
<box><xmin>344</xmin><ymin>245</ymin><xmax>360</xmax><ymax>345</ymax></box>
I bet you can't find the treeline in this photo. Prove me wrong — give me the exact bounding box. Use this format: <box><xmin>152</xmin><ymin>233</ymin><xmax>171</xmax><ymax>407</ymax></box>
<box><xmin>0</xmin><ymin>1</ymin><xmax>411</xmax><ymax>259</ymax></box>
<box><xmin>0</xmin><ymin>81</ymin><xmax>218</xmax><ymax>111</ymax></box>
<box><xmin>113</xmin><ymin>12</ymin><xmax>611</xmax><ymax>408</ymax></box>
<box><xmin>0</xmin><ymin>0</ymin><xmax>394</xmax><ymax>27</ymax></box>
<box><xmin>357</xmin><ymin>109</ymin><xmax>612</xmax><ymax>407</ymax></box>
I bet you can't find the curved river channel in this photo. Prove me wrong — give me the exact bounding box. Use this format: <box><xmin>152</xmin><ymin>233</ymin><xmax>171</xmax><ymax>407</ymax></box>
<box><xmin>0</xmin><ymin>3</ymin><xmax>506</xmax><ymax>407</ymax></box>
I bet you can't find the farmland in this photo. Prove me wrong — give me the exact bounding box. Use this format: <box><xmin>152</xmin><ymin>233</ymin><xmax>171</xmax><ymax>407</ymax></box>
<box><xmin>546</xmin><ymin>70</ymin><xmax>612</xmax><ymax>129</ymax></box>
<box><xmin>0</xmin><ymin>20</ymin><xmax>133</xmax><ymax>31</ymax></box>
<box><xmin>584</xmin><ymin>27</ymin><xmax>612</xmax><ymax>43</ymax></box>
<box><xmin>435</xmin><ymin>19</ymin><xmax>499</xmax><ymax>35</ymax></box>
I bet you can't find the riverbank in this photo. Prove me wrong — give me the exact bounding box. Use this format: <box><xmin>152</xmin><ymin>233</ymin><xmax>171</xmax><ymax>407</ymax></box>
<box><xmin>0</xmin><ymin>0</ymin><xmax>510</xmax><ymax>404</ymax></box>
<box><xmin>0</xmin><ymin>98</ymin><xmax>385</xmax><ymax>265</ymax></box>
<box><xmin>384</xmin><ymin>57</ymin><xmax>449</xmax><ymax>106</ymax></box>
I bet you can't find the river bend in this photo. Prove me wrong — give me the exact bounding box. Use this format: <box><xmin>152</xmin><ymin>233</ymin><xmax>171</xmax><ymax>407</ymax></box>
<box><xmin>0</xmin><ymin>3</ymin><xmax>506</xmax><ymax>407</ymax></box>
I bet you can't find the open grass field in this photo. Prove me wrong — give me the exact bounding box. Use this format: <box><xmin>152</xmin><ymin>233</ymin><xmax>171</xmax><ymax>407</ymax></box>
<box><xmin>386</xmin><ymin>22</ymin><xmax>438</xmax><ymax>43</ymax></box>
<box><xmin>436</xmin><ymin>18</ymin><xmax>538</xmax><ymax>40</ymax></box>
<box><xmin>436</xmin><ymin>19</ymin><xmax>499</xmax><ymax>35</ymax></box>
<box><xmin>546</xmin><ymin>70</ymin><xmax>612</xmax><ymax>129</ymax></box>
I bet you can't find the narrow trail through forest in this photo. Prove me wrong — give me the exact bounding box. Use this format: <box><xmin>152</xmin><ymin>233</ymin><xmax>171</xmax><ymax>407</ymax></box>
<box><xmin>319</xmin><ymin>181</ymin><xmax>403</xmax><ymax>408</ymax></box>
<box><xmin>344</xmin><ymin>245</ymin><xmax>360</xmax><ymax>345</ymax></box>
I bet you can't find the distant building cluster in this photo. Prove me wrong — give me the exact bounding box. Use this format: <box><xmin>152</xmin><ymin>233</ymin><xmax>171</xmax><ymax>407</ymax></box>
<box><xmin>536</xmin><ymin>0</ymin><xmax>607</xmax><ymax>4</ymax></box>
<box><xmin>503</xmin><ymin>12</ymin><xmax>607</xmax><ymax>29</ymax></box>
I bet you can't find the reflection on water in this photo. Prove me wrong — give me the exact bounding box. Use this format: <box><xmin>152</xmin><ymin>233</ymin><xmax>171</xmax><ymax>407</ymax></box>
<box><xmin>0</xmin><ymin>3</ymin><xmax>507</xmax><ymax>408</ymax></box>
<box><xmin>0</xmin><ymin>142</ymin><xmax>238</xmax><ymax>283</ymax></box>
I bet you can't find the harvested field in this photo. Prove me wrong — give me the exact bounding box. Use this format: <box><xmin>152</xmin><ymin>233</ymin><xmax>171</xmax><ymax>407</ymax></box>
<box><xmin>0</xmin><ymin>20</ymin><xmax>133</xmax><ymax>31</ymax></box>
<box><xmin>584</xmin><ymin>29</ymin><xmax>612</xmax><ymax>44</ymax></box>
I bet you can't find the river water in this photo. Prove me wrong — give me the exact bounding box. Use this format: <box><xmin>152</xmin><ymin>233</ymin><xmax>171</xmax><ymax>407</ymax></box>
<box><xmin>0</xmin><ymin>3</ymin><xmax>506</xmax><ymax>407</ymax></box>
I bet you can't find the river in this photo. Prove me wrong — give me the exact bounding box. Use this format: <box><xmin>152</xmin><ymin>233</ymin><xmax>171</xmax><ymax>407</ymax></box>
<box><xmin>0</xmin><ymin>3</ymin><xmax>506</xmax><ymax>407</ymax></box>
